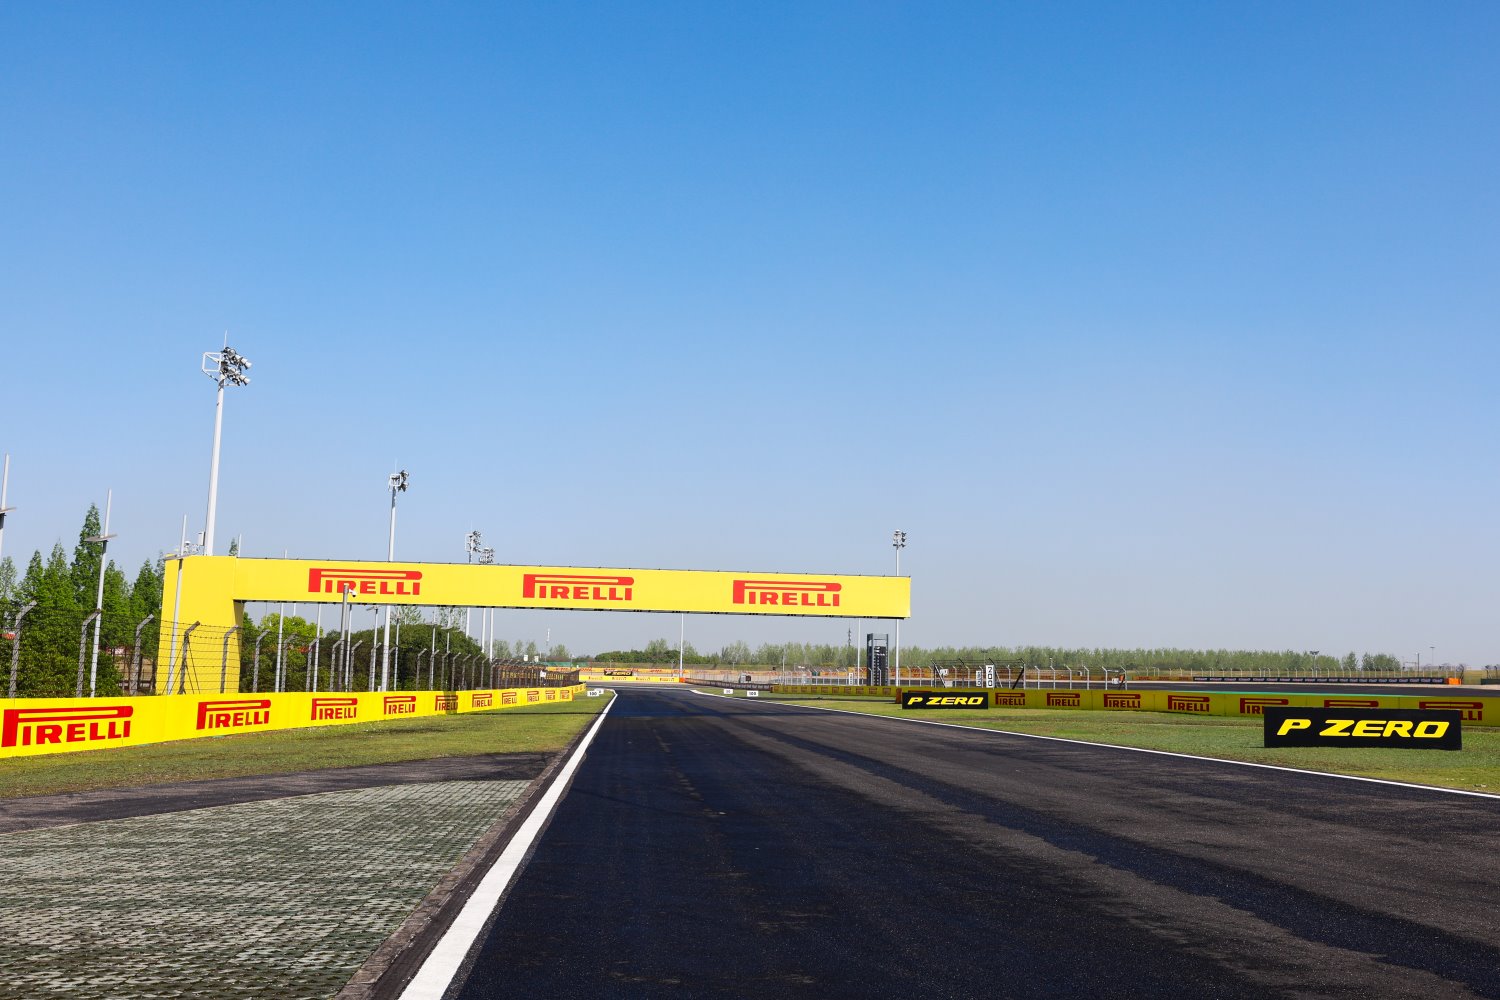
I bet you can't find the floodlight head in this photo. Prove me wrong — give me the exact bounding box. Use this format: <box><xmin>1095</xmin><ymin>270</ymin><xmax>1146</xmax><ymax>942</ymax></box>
<box><xmin>203</xmin><ymin>344</ymin><xmax>253</xmax><ymax>388</ymax></box>
<box><xmin>390</xmin><ymin>469</ymin><xmax>409</xmax><ymax>493</ymax></box>
<box><xmin>892</xmin><ymin>530</ymin><xmax>907</xmax><ymax>548</ymax></box>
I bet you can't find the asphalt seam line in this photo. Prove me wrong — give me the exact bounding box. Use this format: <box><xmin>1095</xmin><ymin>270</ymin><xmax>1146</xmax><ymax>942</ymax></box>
<box><xmin>397</xmin><ymin>694</ymin><xmax>616</xmax><ymax>1000</ymax></box>
<box><xmin>690</xmin><ymin>689</ymin><xmax>1500</xmax><ymax>801</ymax></box>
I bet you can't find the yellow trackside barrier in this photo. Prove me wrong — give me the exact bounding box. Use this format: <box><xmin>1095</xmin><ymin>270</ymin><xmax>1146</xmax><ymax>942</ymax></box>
<box><xmin>766</xmin><ymin>685</ymin><xmax>1497</xmax><ymax>727</ymax></box>
<box><xmin>0</xmin><ymin>684</ymin><xmax>584</xmax><ymax>760</ymax></box>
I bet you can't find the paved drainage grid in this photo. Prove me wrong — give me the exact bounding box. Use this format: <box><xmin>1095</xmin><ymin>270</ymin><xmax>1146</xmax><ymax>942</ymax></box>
<box><xmin>0</xmin><ymin>780</ymin><xmax>529</xmax><ymax>1000</ymax></box>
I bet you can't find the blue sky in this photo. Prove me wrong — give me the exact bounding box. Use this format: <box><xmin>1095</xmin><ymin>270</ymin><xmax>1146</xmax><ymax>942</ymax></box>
<box><xmin>2</xmin><ymin>2</ymin><xmax>1496</xmax><ymax>664</ymax></box>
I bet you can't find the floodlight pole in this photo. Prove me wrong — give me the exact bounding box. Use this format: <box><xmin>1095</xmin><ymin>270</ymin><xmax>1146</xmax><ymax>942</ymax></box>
<box><xmin>892</xmin><ymin>530</ymin><xmax>906</xmax><ymax>682</ymax></box>
<box><xmin>86</xmin><ymin>490</ymin><xmax>117</xmax><ymax>697</ymax></box>
<box><xmin>200</xmin><ymin>344</ymin><xmax>252</xmax><ymax>557</ymax></box>
<box><xmin>0</xmin><ymin>454</ymin><xmax>14</xmax><ymax>572</ymax></box>
<box><xmin>381</xmin><ymin>470</ymin><xmax>408</xmax><ymax>691</ymax></box>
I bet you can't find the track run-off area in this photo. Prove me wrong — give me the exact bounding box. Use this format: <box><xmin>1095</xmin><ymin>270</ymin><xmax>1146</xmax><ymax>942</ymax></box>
<box><xmin>430</xmin><ymin>685</ymin><xmax>1500</xmax><ymax>1000</ymax></box>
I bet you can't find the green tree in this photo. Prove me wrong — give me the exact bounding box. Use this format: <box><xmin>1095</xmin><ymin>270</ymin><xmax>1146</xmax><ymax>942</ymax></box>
<box><xmin>18</xmin><ymin>544</ymin><xmax>81</xmax><ymax>696</ymax></box>
<box><xmin>70</xmin><ymin>505</ymin><xmax>104</xmax><ymax>611</ymax></box>
<box><xmin>0</xmin><ymin>555</ymin><xmax>16</xmax><ymax>601</ymax></box>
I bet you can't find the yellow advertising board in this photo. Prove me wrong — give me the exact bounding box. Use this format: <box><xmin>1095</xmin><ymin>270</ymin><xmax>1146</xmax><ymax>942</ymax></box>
<box><xmin>0</xmin><ymin>685</ymin><xmax>583</xmax><ymax>760</ymax></box>
<box><xmin>158</xmin><ymin>557</ymin><xmax>909</xmax><ymax>693</ymax></box>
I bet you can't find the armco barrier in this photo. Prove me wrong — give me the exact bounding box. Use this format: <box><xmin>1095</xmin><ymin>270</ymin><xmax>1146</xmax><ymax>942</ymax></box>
<box><xmin>0</xmin><ymin>685</ymin><xmax>585</xmax><ymax>760</ymax></box>
<box><xmin>768</xmin><ymin>685</ymin><xmax>1496</xmax><ymax>727</ymax></box>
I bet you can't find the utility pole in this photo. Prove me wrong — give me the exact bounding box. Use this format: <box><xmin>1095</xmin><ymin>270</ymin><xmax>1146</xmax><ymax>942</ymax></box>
<box><xmin>85</xmin><ymin>490</ymin><xmax>117</xmax><ymax>696</ymax></box>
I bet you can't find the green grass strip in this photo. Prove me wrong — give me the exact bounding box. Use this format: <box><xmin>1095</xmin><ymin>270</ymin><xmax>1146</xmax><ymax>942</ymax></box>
<box><xmin>0</xmin><ymin>696</ymin><xmax>611</xmax><ymax>799</ymax></box>
<box><xmin>761</xmin><ymin>694</ymin><xmax>1500</xmax><ymax>794</ymax></box>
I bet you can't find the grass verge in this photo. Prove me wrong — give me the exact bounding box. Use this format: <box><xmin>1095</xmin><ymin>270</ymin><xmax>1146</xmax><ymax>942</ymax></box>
<box><xmin>760</xmin><ymin>694</ymin><xmax>1500</xmax><ymax>793</ymax></box>
<box><xmin>0</xmin><ymin>695</ymin><xmax>612</xmax><ymax>799</ymax></box>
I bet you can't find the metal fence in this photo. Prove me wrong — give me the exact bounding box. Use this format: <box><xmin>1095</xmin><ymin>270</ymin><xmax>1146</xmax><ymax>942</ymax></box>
<box><xmin>0</xmin><ymin>601</ymin><xmax>577</xmax><ymax>698</ymax></box>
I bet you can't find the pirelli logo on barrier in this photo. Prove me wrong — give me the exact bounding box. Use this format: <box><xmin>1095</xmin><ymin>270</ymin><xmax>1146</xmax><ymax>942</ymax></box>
<box><xmin>1103</xmin><ymin>692</ymin><xmax>1142</xmax><ymax>710</ymax></box>
<box><xmin>311</xmin><ymin>697</ymin><xmax>358</xmax><ymax>721</ymax></box>
<box><xmin>196</xmin><ymin>698</ymin><xmax>271</xmax><ymax>731</ymax></box>
<box><xmin>1045</xmin><ymin>692</ymin><xmax>1082</xmax><ymax>708</ymax></box>
<box><xmin>1418</xmin><ymin>700</ymin><xmax>1484</xmax><ymax>722</ymax></box>
<box><xmin>1167</xmin><ymin>694</ymin><xmax>1212</xmax><ymax>713</ymax></box>
<box><xmin>472</xmin><ymin>693</ymin><xmax>494</xmax><ymax>709</ymax></box>
<box><xmin>383</xmin><ymin>695</ymin><xmax>417</xmax><ymax>716</ymax></box>
<box><xmin>1323</xmin><ymin>698</ymin><xmax>1381</xmax><ymax>709</ymax></box>
<box><xmin>435</xmin><ymin>694</ymin><xmax>458</xmax><ymax>712</ymax></box>
<box><xmin>902</xmin><ymin>691</ymin><xmax>988</xmax><ymax>710</ymax></box>
<box><xmin>1264</xmin><ymin>708</ymin><xmax>1461</xmax><ymax>750</ymax></box>
<box><xmin>526</xmin><ymin>691</ymin><xmax>540</xmax><ymax>703</ymax></box>
<box><xmin>1</xmin><ymin>705</ymin><xmax>133</xmax><ymax>748</ymax></box>
<box><xmin>993</xmin><ymin>693</ymin><xmax>1027</xmax><ymax>707</ymax></box>
<box><xmin>1238</xmin><ymin>696</ymin><xmax>1291</xmax><ymax>716</ymax></box>
<box><xmin>501</xmin><ymin>691</ymin><xmax>518</xmax><ymax>706</ymax></box>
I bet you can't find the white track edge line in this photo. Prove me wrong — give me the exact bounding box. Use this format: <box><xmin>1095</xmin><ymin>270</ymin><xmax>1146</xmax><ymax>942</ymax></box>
<box><xmin>398</xmin><ymin>693</ymin><xmax>616</xmax><ymax>1000</ymax></box>
<box><xmin>689</xmin><ymin>688</ymin><xmax>1500</xmax><ymax>801</ymax></box>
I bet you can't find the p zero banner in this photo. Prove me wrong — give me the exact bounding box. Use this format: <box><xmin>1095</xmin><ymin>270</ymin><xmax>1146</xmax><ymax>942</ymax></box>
<box><xmin>159</xmin><ymin>557</ymin><xmax>909</xmax><ymax>692</ymax></box>
<box><xmin>0</xmin><ymin>685</ymin><xmax>583</xmax><ymax>760</ymax></box>
<box><xmin>901</xmin><ymin>691</ymin><xmax>988</xmax><ymax>710</ymax></box>
<box><xmin>1263</xmin><ymin>707</ymin><xmax>1462</xmax><ymax>750</ymax></box>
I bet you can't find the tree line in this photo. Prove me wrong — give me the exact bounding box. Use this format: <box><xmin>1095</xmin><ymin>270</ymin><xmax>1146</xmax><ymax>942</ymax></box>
<box><xmin>591</xmin><ymin>642</ymin><xmax>1423</xmax><ymax>673</ymax></box>
<box><xmin>0</xmin><ymin>504</ymin><xmax>164</xmax><ymax>696</ymax></box>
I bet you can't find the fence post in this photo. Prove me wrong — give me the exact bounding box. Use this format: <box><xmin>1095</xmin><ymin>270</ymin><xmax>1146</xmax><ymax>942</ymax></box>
<box><xmin>176</xmin><ymin>622</ymin><xmax>201</xmax><ymax>694</ymax></box>
<box><xmin>7</xmin><ymin>600</ymin><xmax>37</xmax><ymax>699</ymax></box>
<box><xmin>130</xmin><ymin>614</ymin><xmax>155</xmax><ymax>695</ymax></box>
<box><xmin>219</xmin><ymin>625</ymin><xmax>242</xmax><ymax>693</ymax></box>
<box><xmin>77</xmin><ymin>610</ymin><xmax>102</xmax><ymax>697</ymax></box>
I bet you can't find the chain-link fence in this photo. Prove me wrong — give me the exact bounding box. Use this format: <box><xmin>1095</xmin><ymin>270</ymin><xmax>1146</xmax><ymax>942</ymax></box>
<box><xmin>0</xmin><ymin>601</ymin><xmax>577</xmax><ymax>698</ymax></box>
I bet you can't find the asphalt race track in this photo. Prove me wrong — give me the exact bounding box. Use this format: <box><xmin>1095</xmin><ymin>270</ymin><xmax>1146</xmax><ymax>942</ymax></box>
<box><xmin>447</xmin><ymin>686</ymin><xmax>1500</xmax><ymax>999</ymax></box>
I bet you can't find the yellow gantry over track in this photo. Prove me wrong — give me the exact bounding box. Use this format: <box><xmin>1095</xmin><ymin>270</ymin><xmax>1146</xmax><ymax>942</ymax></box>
<box><xmin>158</xmin><ymin>556</ymin><xmax>911</xmax><ymax>693</ymax></box>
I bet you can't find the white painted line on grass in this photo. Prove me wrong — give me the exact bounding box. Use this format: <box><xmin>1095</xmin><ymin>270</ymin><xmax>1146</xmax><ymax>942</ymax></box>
<box><xmin>691</xmin><ymin>689</ymin><xmax>1500</xmax><ymax>801</ymax></box>
<box><xmin>398</xmin><ymin>694</ymin><xmax>616</xmax><ymax>1000</ymax></box>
